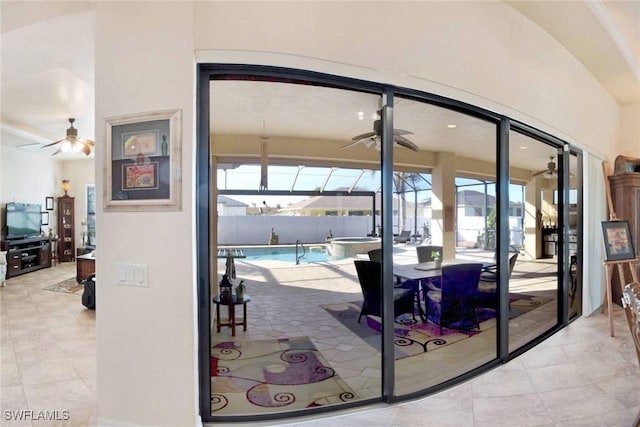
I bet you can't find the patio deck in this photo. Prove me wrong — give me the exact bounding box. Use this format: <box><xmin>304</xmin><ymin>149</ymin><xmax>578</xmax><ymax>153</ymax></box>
<box><xmin>212</xmin><ymin>245</ymin><xmax>564</xmax><ymax>405</ymax></box>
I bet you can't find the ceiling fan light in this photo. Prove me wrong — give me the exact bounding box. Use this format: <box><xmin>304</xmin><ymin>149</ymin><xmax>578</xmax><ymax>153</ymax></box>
<box><xmin>72</xmin><ymin>141</ymin><xmax>84</xmax><ymax>153</ymax></box>
<box><xmin>60</xmin><ymin>140</ymin><xmax>72</xmax><ymax>152</ymax></box>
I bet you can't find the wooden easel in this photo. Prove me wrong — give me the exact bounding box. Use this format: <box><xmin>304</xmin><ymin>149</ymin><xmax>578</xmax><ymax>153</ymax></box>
<box><xmin>601</xmin><ymin>161</ymin><xmax>640</xmax><ymax>336</ymax></box>
<box><xmin>602</xmin><ymin>258</ymin><xmax>640</xmax><ymax>336</ymax></box>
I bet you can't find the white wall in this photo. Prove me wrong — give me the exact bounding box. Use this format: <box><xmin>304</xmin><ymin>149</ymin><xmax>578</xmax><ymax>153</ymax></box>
<box><xmin>91</xmin><ymin>1</ymin><xmax>626</xmax><ymax>425</ymax></box>
<box><xmin>94</xmin><ymin>2</ymin><xmax>197</xmax><ymax>426</ymax></box>
<box><xmin>217</xmin><ymin>204</ymin><xmax>246</xmax><ymax>216</ymax></box>
<box><xmin>0</xmin><ymin>140</ymin><xmax>62</xmax><ymax>235</ymax></box>
<box><xmin>618</xmin><ymin>103</ymin><xmax>640</xmax><ymax>157</ymax></box>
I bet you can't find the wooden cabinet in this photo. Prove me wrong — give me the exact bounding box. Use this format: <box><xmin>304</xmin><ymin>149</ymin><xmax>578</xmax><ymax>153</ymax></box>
<box><xmin>609</xmin><ymin>172</ymin><xmax>640</xmax><ymax>305</ymax></box>
<box><xmin>57</xmin><ymin>196</ymin><xmax>75</xmax><ymax>262</ymax></box>
<box><xmin>1</xmin><ymin>237</ymin><xmax>51</xmax><ymax>279</ymax></box>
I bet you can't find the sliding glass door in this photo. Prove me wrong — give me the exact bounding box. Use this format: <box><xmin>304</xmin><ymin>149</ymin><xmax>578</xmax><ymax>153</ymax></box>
<box><xmin>392</xmin><ymin>96</ymin><xmax>499</xmax><ymax>395</ymax></box>
<box><xmin>197</xmin><ymin>65</ymin><xmax>581</xmax><ymax>422</ymax></box>
<box><xmin>209</xmin><ymin>76</ymin><xmax>384</xmax><ymax>417</ymax></box>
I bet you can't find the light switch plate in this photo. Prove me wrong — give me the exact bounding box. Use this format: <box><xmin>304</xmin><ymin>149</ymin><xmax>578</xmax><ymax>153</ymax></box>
<box><xmin>115</xmin><ymin>263</ymin><xmax>149</xmax><ymax>287</ymax></box>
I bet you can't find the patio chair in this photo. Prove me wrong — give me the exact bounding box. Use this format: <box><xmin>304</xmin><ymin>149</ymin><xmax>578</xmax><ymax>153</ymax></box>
<box><xmin>416</xmin><ymin>245</ymin><xmax>443</xmax><ymax>263</ymax></box>
<box><xmin>424</xmin><ymin>263</ymin><xmax>483</xmax><ymax>335</ymax></box>
<box><xmin>367</xmin><ymin>248</ymin><xmax>382</xmax><ymax>263</ymax></box>
<box><xmin>368</xmin><ymin>248</ymin><xmax>421</xmax><ymax>316</ymax></box>
<box><xmin>416</xmin><ymin>245</ymin><xmax>443</xmax><ymax>290</ymax></box>
<box><xmin>394</xmin><ymin>230</ymin><xmax>411</xmax><ymax>244</ymax></box>
<box><xmin>354</xmin><ymin>260</ymin><xmax>415</xmax><ymax>323</ymax></box>
<box><xmin>476</xmin><ymin>253</ymin><xmax>518</xmax><ymax>311</ymax></box>
<box><xmin>622</xmin><ymin>282</ymin><xmax>640</xmax><ymax>427</ymax></box>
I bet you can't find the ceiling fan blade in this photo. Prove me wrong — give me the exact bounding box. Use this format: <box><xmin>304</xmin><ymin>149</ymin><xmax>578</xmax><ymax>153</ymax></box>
<box><xmin>351</xmin><ymin>131</ymin><xmax>377</xmax><ymax>141</ymax></box>
<box><xmin>341</xmin><ymin>140</ymin><xmax>364</xmax><ymax>149</ymax></box>
<box><xmin>42</xmin><ymin>138</ymin><xmax>65</xmax><ymax>148</ymax></box>
<box><xmin>52</xmin><ymin>146</ymin><xmax>62</xmax><ymax>156</ymax></box>
<box><xmin>393</xmin><ymin>135</ymin><xmax>419</xmax><ymax>151</ymax></box>
<box><xmin>532</xmin><ymin>169</ymin><xmax>549</xmax><ymax>177</ymax></box>
<box><xmin>393</xmin><ymin>128</ymin><xmax>413</xmax><ymax>136</ymax></box>
<box><xmin>78</xmin><ymin>138</ymin><xmax>95</xmax><ymax>146</ymax></box>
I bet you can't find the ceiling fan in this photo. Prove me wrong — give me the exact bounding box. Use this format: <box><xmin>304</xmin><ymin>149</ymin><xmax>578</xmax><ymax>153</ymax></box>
<box><xmin>42</xmin><ymin>118</ymin><xmax>94</xmax><ymax>156</ymax></box>
<box><xmin>532</xmin><ymin>156</ymin><xmax>558</xmax><ymax>178</ymax></box>
<box><xmin>342</xmin><ymin>118</ymin><xmax>419</xmax><ymax>152</ymax></box>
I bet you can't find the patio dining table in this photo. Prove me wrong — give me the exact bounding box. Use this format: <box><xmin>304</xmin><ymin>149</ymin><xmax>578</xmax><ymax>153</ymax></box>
<box><xmin>393</xmin><ymin>260</ymin><xmax>495</xmax><ymax>321</ymax></box>
<box><xmin>393</xmin><ymin>260</ymin><xmax>495</xmax><ymax>282</ymax></box>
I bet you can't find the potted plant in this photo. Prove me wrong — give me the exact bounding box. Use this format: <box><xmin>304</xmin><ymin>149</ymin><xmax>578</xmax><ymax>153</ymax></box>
<box><xmin>431</xmin><ymin>250</ymin><xmax>442</xmax><ymax>267</ymax></box>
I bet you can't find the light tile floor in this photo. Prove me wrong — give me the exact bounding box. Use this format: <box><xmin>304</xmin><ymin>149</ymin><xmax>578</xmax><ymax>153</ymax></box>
<box><xmin>1</xmin><ymin>262</ymin><xmax>96</xmax><ymax>427</ymax></box>
<box><xmin>2</xmin><ymin>259</ymin><xmax>639</xmax><ymax>426</ymax></box>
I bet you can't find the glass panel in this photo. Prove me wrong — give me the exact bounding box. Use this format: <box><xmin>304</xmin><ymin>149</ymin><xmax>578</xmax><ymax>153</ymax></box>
<box><xmin>292</xmin><ymin>166</ymin><xmax>333</xmax><ymax>191</ymax></box>
<box><xmin>509</xmin><ymin>131</ymin><xmax>560</xmax><ymax>352</ymax></box>
<box><xmin>324</xmin><ymin>168</ymin><xmax>363</xmax><ymax>192</ymax></box>
<box><xmin>393</xmin><ymin>96</ymin><xmax>498</xmax><ymax>395</ymax></box>
<box><xmin>210</xmin><ymin>78</ymin><xmax>382</xmax><ymax>417</ymax></box>
<box><xmin>355</xmin><ymin>170</ymin><xmax>382</xmax><ymax>193</ymax></box>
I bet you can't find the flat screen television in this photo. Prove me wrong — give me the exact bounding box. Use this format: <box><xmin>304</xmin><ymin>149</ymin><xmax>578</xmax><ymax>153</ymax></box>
<box><xmin>5</xmin><ymin>202</ymin><xmax>42</xmax><ymax>239</ymax></box>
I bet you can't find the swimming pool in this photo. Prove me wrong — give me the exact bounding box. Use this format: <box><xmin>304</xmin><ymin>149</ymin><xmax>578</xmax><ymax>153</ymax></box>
<box><xmin>228</xmin><ymin>246</ymin><xmax>334</xmax><ymax>263</ymax></box>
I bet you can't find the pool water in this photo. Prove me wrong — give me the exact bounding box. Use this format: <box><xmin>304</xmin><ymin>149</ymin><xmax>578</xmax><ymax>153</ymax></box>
<box><xmin>236</xmin><ymin>246</ymin><xmax>333</xmax><ymax>263</ymax></box>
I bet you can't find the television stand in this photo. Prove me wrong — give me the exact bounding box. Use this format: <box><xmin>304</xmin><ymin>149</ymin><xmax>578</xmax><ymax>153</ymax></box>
<box><xmin>1</xmin><ymin>237</ymin><xmax>52</xmax><ymax>279</ymax></box>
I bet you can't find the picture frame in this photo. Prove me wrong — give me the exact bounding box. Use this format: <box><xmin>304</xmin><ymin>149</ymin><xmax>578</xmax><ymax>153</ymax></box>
<box><xmin>601</xmin><ymin>220</ymin><xmax>636</xmax><ymax>261</ymax></box>
<box><xmin>41</xmin><ymin>211</ymin><xmax>49</xmax><ymax>226</ymax></box>
<box><xmin>45</xmin><ymin>197</ymin><xmax>54</xmax><ymax>211</ymax></box>
<box><xmin>105</xmin><ymin>109</ymin><xmax>182</xmax><ymax>211</ymax></box>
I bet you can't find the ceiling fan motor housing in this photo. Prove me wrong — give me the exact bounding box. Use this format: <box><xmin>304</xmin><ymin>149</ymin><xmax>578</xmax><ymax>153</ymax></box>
<box><xmin>372</xmin><ymin>119</ymin><xmax>382</xmax><ymax>134</ymax></box>
<box><xmin>67</xmin><ymin>126</ymin><xmax>78</xmax><ymax>139</ymax></box>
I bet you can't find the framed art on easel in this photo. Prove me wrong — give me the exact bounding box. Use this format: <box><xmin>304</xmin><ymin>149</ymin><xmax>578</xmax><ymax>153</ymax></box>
<box><xmin>602</xmin><ymin>220</ymin><xmax>636</xmax><ymax>261</ymax></box>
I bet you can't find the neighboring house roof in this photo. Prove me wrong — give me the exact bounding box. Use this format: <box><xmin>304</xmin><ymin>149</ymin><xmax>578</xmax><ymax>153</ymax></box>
<box><xmin>279</xmin><ymin>194</ymin><xmax>415</xmax><ymax>212</ymax></box>
<box><xmin>217</xmin><ymin>195</ymin><xmax>248</xmax><ymax>207</ymax></box>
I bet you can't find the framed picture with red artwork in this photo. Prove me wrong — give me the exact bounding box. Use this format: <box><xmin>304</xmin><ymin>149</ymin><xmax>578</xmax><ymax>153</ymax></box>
<box><xmin>601</xmin><ymin>220</ymin><xmax>636</xmax><ymax>261</ymax></box>
<box><xmin>105</xmin><ymin>109</ymin><xmax>182</xmax><ymax>211</ymax></box>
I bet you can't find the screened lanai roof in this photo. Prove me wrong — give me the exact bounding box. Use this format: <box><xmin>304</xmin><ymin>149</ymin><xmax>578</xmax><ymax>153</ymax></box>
<box><xmin>217</xmin><ymin>164</ymin><xmax>434</xmax><ymax>194</ymax></box>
